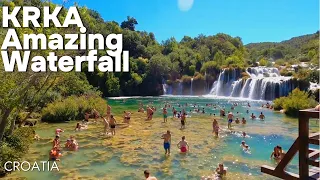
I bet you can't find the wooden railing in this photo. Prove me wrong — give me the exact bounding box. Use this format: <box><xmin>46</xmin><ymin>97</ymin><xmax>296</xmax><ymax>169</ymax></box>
<box><xmin>261</xmin><ymin>108</ymin><xmax>319</xmax><ymax>180</ymax></box>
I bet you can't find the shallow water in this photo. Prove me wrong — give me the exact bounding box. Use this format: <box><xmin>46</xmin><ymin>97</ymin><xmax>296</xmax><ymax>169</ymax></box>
<box><xmin>5</xmin><ymin>96</ymin><xmax>319</xmax><ymax>180</ymax></box>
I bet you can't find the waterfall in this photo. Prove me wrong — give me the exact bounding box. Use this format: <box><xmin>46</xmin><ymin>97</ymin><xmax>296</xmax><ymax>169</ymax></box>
<box><xmin>190</xmin><ymin>78</ymin><xmax>194</xmax><ymax>95</ymax></box>
<box><xmin>209</xmin><ymin>67</ymin><xmax>298</xmax><ymax>100</ymax></box>
<box><xmin>178</xmin><ymin>82</ymin><xmax>183</xmax><ymax>95</ymax></box>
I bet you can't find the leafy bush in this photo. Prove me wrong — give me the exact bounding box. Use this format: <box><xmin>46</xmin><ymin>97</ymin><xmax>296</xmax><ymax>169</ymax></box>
<box><xmin>280</xmin><ymin>69</ymin><xmax>293</xmax><ymax>76</ymax></box>
<box><xmin>200</xmin><ymin>61</ymin><xmax>218</xmax><ymax>74</ymax></box>
<box><xmin>273</xmin><ymin>97</ymin><xmax>286</xmax><ymax>110</ymax></box>
<box><xmin>188</xmin><ymin>65</ymin><xmax>196</xmax><ymax>76</ymax></box>
<box><xmin>181</xmin><ymin>75</ymin><xmax>192</xmax><ymax>83</ymax></box>
<box><xmin>273</xmin><ymin>88</ymin><xmax>318</xmax><ymax>116</ymax></box>
<box><xmin>0</xmin><ymin>127</ymin><xmax>34</xmax><ymax>176</ymax></box>
<box><xmin>259</xmin><ymin>58</ymin><xmax>268</xmax><ymax>66</ymax></box>
<box><xmin>41</xmin><ymin>95</ymin><xmax>107</xmax><ymax>122</ymax></box>
<box><xmin>194</xmin><ymin>73</ymin><xmax>205</xmax><ymax>81</ymax></box>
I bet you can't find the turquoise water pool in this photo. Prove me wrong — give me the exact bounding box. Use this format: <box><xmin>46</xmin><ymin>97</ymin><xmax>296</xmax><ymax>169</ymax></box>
<box><xmin>6</xmin><ymin>96</ymin><xmax>318</xmax><ymax>180</ymax></box>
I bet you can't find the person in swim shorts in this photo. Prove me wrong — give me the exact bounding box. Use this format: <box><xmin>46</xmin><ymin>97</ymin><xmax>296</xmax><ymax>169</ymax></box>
<box><xmin>123</xmin><ymin>111</ymin><xmax>131</xmax><ymax>123</ymax></box>
<box><xmin>109</xmin><ymin>115</ymin><xmax>117</xmax><ymax>136</ymax></box>
<box><xmin>163</xmin><ymin>108</ymin><xmax>168</xmax><ymax>123</ymax></box>
<box><xmin>177</xmin><ymin>136</ymin><xmax>189</xmax><ymax>153</ymax></box>
<box><xmin>161</xmin><ymin>130</ymin><xmax>171</xmax><ymax>155</ymax></box>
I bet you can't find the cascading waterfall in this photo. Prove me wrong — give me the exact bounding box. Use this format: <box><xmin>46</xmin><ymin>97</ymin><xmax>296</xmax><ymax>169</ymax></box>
<box><xmin>209</xmin><ymin>67</ymin><xmax>297</xmax><ymax>100</ymax></box>
<box><xmin>178</xmin><ymin>82</ymin><xmax>183</xmax><ymax>95</ymax></box>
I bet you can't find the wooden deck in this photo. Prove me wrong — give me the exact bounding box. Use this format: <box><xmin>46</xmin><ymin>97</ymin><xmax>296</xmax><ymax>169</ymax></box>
<box><xmin>261</xmin><ymin>108</ymin><xmax>320</xmax><ymax>180</ymax></box>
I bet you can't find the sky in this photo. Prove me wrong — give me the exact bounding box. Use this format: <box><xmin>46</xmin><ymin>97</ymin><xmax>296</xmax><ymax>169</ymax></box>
<box><xmin>55</xmin><ymin>0</ymin><xmax>319</xmax><ymax>44</ymax></box>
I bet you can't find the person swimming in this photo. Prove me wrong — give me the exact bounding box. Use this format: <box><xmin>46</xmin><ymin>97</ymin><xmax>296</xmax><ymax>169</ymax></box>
<box><xmin>215</xmin><ymin>163</ymin><xmax>227</xmax><ymax>179</ymax></box>
<box><xmin>240</xmin><ymin>140</ymin><xmax>250</xmax><ymax>150</ymax></box>
<box><xmin>235</xmin><ymin>118</ymin><xmax>240</xmax><ymax>124</ymax></box>
<box><xmin>161</xmin><ymin>130</ymin><xmax>171</xmax><ymax>155</ymax></box>
<box><xmin>163</xmin><ymin>108</ymin><xmax>168</xmax><ymax>123</ymax></box>
<box><xmin>144</xmin><ymin>170</ymin><xmax>158</xmax><ymax>180</ymax></box>
<box><xmin>270</xmin><ymin>146</ymin><xmax>280</xmax><ymax>160</ymax></box>
<box><xmin>259</xmin><ymin>112</ymin><xmax>265</xmax><ymax>120</ymax></box>
<box><xmin>65</xmin><ymin>139</ymin><xmax>71</xmax><ymax>148</ymax></box>
<box><xmin>271</xmin><ymin>146</ymin><xmax>285</xmax><ymax>161</ymax></box>
<box><xmin>49</xmin><ymin>147</ymin><xmax>62</xmax><ymax>161</ymax></box>
<box><xmin>55</xmin><ymin>128</ymin><xmax>64</xmax><ymax>136</ymax></box>
<box><xmin>69</xmin><ymin>138</ymin><xmax>78</xmax><ymax>151</ymax></box>
<box><xmin>75</xmin><ymin>122</ymin><xmax>87</xmax><ymax>131</ymax></box>
<box><xmin>242</xmin><ymin>132</ymin><xmax>246</xmax><ymax>137</ymax></box>
<box><xmin>251</xmin><ymin>113</ymin><xmax>256</xmax><ymax>119</ymax></box>
<box><xmin>177</xmin><ymin>136</ymin><xmax>189</xmax><ymax>153</ymax></box>
<box><xmin>242</xmin><ymin>117</ymin><xmax>246</xmax><ymax>124</ymax></box>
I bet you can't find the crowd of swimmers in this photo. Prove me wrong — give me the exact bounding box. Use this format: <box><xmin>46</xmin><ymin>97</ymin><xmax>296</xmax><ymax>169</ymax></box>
<box><xmin>43</xmin><ymin>99</ymin><xmax>287</xmax><ymax>179</ymax></box>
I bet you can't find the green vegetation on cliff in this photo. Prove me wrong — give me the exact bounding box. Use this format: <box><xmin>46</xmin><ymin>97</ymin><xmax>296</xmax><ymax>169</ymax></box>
<box><xmin>246</xmin><ymin>32</ymin><xmax>319</xmax><ymax>67</ymax></box>
<box><xmin>273</xmin><ymin>88</ymin><xmax>318</xmax><ymax>117</ymax></box>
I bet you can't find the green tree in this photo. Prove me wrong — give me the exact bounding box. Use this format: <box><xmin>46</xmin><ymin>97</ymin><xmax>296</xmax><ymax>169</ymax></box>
<box><xmin>213</xmin><ymin>51</ymin><xmax>225</xmax><ymax>67</ymax></box>
<box><xmin>120</xmin><ymin>16</ymin><xmax>138</xmax><ymax>31</ymax></box>
<box><xmin>105</xmin><ymin>74</ymin><xmax>120</xmax><ymax>96</ymax></box>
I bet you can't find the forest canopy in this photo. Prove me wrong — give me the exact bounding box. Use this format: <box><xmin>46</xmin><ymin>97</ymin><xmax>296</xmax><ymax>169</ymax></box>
<box><xmin>0</xmin><ymin>0</ymin><xmax>318</xmax><ymax>98</ymax></box>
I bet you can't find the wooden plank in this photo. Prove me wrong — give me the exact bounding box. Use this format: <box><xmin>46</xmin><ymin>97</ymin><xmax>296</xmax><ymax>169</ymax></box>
<box><xmin>310</xmin><ymin>132</ymin><xmax>320</xmax><ymax>139</ymax></box>
<box><xmin>299</xmin><ymin>112</ymin><xmax>310</xmax><ymax>179</ymax></box>
<box><xmin>261</xmin><ymin>165</ymin><xmax>299</xmax><ymax>180</ymax></box>
<box><xmin>299</xmin><ymin>109</ymin><xmax>320</xmax><ymax>119</ymax></box>
<box><xmin>309</xmin><ymin>149</ymin><xmax>320</xmax><ymax>159</ymax></box>
<box><xmin>309</xmin><ymin>138</ymin><xmax>320</xmax><ymax>145</ymax></box>
<box><xmin>309</xmin><ymin>159</ymin><xmax>320</xmax><ymax>167</ymax></box>
<box><xmin>309</xmin><ymin>167</ymin><xmax>320</xmax><ymax>180</ymax></box>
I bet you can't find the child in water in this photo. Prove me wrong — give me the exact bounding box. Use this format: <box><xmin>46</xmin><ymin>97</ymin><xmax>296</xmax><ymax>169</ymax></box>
<box><xmin>177</xmin><ymin>136</ymin><xmax>190</xmax><ymax>153</ymax></box>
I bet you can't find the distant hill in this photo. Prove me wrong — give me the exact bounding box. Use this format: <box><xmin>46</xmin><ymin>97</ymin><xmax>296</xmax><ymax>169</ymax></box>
<box><xmin>245</xmin><ymin>31</ymin><xmax>319</xmax><ymax>64</ymax></box>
